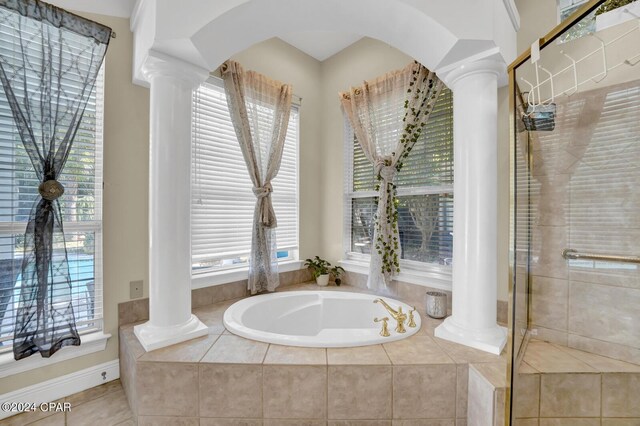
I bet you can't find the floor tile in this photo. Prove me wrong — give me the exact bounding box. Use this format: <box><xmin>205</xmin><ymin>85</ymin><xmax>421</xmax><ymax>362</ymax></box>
<box><xmin>66</xmin><ymin>380</ymin><xmax>123</xmax><ymax>407</ymax></box>
<box><xmin>66</xmin><ymin>388</ymin><xmax>133</xmax><ymax>426</ymax></box>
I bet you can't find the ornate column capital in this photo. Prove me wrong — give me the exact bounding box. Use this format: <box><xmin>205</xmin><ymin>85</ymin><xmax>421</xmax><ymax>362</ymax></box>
<box><xmin>141</xmin><ymin>50</ymin><xmax>209</xmax><ymax>87</ymax></box>
<box><xmin>439</xmin><ymin>58</ymin><xmax>507</xmax><ymax>89</ymax></box>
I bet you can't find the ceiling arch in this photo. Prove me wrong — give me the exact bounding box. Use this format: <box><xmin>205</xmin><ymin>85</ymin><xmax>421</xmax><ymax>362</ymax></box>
<box><xmin>131</xmin><ymin>0</ymin><xmax>518</xmax><ymax>86</ymax></box>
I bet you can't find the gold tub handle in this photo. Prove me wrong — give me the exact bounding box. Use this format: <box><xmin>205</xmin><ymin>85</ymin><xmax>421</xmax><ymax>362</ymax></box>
<box><xmin>374</xmin><ymin>317</ymin><xmax>391</xmax><ymax>337</ymax></box>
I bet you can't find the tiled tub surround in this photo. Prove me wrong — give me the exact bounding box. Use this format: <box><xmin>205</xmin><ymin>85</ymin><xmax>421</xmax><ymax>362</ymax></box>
<box><xmin>117</xmin><ymin>268</ymin><xmax>313</xmax><ymax>326</ymax></box>
<box><xmin>118</xmin><ymin>269</ymin><xmax>509</xmax><ymax>329</ymax></box>
<box><xmin>512</xmin><ymin>340</ymin><xmax>640</xmax><ymax>425</ymax></box>
<box><xmin>119</xmin><ymin>283</ymin><xmax>508</xmax><ymax>424</ymax></box>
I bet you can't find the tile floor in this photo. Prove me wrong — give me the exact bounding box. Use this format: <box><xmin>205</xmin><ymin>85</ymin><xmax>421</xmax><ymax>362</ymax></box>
<box><xmin>1</xmin><ymin>380</ymin><xmax>133</xmax><ymax>426</ymax></box>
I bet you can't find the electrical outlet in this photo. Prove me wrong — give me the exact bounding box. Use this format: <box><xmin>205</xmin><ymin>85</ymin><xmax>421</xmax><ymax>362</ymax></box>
<box><xmin>130</xmin><ymin>280</ymin><xmax>143</xmax><ymax>299</ymax></box>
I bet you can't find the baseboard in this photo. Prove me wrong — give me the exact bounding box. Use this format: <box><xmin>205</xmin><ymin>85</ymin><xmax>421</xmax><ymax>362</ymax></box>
<box><xmin>0</xmin><ymin>359</ymin><xmax>120</xmax><ymax>420</ymax></box>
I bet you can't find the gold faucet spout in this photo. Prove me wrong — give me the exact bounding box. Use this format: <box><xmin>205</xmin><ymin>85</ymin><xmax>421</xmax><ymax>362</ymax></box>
<box><xmin>374</xmin><ymin>298</ymin><xmax>399</xmax><ymax>317</ymax></box>
<box><xmin>374</xmin><ymin>298</ymin><xmax>407</xmax><ymax>333</ymax></box>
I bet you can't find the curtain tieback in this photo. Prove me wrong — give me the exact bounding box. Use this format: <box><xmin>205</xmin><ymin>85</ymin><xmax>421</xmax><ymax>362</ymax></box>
<box><xmin>38</xmin><ymin>180</ymin><xmax>65</xmax><ymax>201</ymax></box>
<box><xmin>374</xmin><ymin>158</ymin><xmax>396</xmax><ymax>182</ymax></box>
<box><xmin>252</xmin><ymin>182</ymin><xmax>273</xmax><ymax>199</ymax></box>
<box><xmin>253</xmin><ymin>182</ymin><xmax>277</xmax><ymax>228</ymax></box>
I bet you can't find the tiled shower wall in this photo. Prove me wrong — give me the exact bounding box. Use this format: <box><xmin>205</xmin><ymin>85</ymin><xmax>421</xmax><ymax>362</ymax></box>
<box><xmin>526</xmin><ymin>80</ymin><xmax>640</xmax><ymax>364</ymax></box>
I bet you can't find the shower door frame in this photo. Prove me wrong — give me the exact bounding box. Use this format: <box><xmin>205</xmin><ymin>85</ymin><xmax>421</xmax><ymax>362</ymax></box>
<box><xmin>506</xmin><ymin>0</ymin><xmax>605</xmax><ymax>424</ymax></box>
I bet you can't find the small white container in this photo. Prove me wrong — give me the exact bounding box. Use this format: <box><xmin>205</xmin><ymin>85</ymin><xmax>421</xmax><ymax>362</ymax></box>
<box><xmin>425</xmin><ymin>291</ymin><xmax>447</xmax><ymax>319</ymax></box>
<box><xmin>316</xmin><ymin>274</ymin><xmax>330</xmax><ymax>286</ymax></box>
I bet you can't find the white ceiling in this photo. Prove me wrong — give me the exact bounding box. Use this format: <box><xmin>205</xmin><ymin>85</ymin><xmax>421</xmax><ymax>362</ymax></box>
<box><xmin>278</xmin><ymin>32</ymin><xmax>363</xmax><ymax>61</ymax></box>
<box><xmin>47</xmin><ymin>0</ymin><xmax>362</xmax><ymax>61</ymax></box>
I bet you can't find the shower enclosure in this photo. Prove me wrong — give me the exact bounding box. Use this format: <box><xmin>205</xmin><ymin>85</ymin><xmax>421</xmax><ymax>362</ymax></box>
<box><xmin>509</xmin><ymin>0</ymin><xmax>640</xmax><ymax>424</ymax></box>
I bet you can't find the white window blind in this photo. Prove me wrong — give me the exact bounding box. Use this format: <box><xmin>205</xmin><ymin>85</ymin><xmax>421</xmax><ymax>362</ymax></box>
<box><xmin>191</xmin><ymin>78</ymin><xmax>299</xmax><ymax>273</ymax></box>
<box><xmin>345</xmin><ymin>87</ymin><xmax>454</xmax><ymax>267</ymax></box>
<box><xmin>0</xmin><ymin>66</ymin><xmax>104</xmax><ymax>351</ymax></box>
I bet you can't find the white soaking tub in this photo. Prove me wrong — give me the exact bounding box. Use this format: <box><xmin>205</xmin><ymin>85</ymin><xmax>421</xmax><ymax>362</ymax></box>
<box><xmin>223</xmin><ymin>290</ymin><xmax>421</xmax><ymax>347</ymax></box>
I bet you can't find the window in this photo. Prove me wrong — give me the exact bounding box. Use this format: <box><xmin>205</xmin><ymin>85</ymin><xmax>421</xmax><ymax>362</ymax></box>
<box><xmin>557</xmin><ymin>0</ymin><xmax>595</xmax><ymax>43</ymax></box>
<box><xmin>0</xmin><ymin>70</ymin><xmax>104</xmax><ymax>353</ymax></box>
<box><xmin>344</xmin><ymin>88</ymin><xmax>453</xmax><ymax>270</ymax></box>
<box><xmin>191</xmin><ymin>78</ymin><xmax>299</xmax><ymax>274</ymax></box>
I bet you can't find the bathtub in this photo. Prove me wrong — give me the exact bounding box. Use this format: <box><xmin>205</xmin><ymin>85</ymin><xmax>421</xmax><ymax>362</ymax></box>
<box><xmin>223</xmin><ymin>290</ymin><xmax>421</xmax><ymax>347</ymax></box>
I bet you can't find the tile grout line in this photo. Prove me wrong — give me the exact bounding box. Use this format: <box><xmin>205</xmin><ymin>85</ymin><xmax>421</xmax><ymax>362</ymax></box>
<box><xmin>195</xmin><ymin>361</ymin><xmax>200</xmax><ymax>419</ymax></box>
<box><xmin>600</xmin><ymin>372</ymin><xmax>603</xmax><ymax>420</ymax></box>
<box><xmin>537</xmin><ymin>370</ymin><xmax>542</xmax><ymax>420</ymax></box>
<box><xmin>261</xmin><ymin>363</ymin><xmax>265</xmax><ymax>421</ymax></box>
<box><xmin>325</xmin><ymin>363</ymin><xmax>329</xmax><ymax>421</ymax></box>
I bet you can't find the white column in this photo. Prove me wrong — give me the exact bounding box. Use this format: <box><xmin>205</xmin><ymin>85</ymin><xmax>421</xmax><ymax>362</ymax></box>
<box><xmin>434</xmin><ymin>59</ymin><xmax>508</xmax><ymax>355</ymax></box>
<box><xmin>134</xmin><ymin>51</ymin><xmax>208</xmax><ymax>352</ymax></box>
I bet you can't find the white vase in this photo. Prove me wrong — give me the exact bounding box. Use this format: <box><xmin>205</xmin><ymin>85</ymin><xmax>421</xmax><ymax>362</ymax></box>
<box><xmin>316</xmin><ymin>274</ymin><xmax>330</xmax><ymax>286</ymax></box>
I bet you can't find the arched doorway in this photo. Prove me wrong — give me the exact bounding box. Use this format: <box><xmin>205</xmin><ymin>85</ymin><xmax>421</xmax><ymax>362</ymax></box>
<box><xmin>130</xmin><ymin>0</ymin><xmax>518</xmax><ymax>354</ymax></box>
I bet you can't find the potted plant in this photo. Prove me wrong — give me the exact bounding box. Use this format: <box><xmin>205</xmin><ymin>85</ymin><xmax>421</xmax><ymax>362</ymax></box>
<box><xmin>595</xmin><ymin>0</ymin><xmax>640</xmax><ymax>32</ymax></box>
<box><xmin>304</xmin><ymin>256</ymin><xmax>331</xmax><ymax>286</ymax></box>
<box><xmin>330</xmin><ymin>265</ymin><xmax>345</xmax><ymax>286</ymax></box>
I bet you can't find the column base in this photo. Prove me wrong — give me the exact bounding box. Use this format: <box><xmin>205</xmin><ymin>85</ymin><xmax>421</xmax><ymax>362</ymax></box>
<box><xmin>134</xmin><ymin>314</ymin><xmax>208</xmax><ymax>352</ymax></box>
<box><xmin>434</xmin><ymin>317</ymin><xmax>507</xmax><ymax>355</ymax></box>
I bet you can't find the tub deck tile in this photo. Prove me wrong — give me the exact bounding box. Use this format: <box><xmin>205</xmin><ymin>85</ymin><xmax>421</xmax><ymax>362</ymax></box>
<box><xmin>201</xmin><ymin>334</ymin><xmax>269</xmax><ymax>364</ymax></box>
<box><xmin>383</xmin><ymin>335</ymin><xmax>454</xmax><ymax>365</ymax></box>
<box><xmin>138</xmin><ymin>334</ymin><xmax>219</xmax><ymax>363</ymax></box>
<box><xmin>327</xmin><ymin>345</ymin><xmax>391</xmax><ymax>365</ymax></box>
<box><xmin>263</xmin><ymin>344</ymin><xmax>327</xmax><ymax>365</ymax></box>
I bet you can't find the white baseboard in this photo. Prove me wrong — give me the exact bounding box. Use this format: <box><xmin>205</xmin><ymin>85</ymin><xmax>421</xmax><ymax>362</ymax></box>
<box><xmin>0</xmin><ymin>359</ymin><xmax>120</xmax><ymax>420</ymax></box>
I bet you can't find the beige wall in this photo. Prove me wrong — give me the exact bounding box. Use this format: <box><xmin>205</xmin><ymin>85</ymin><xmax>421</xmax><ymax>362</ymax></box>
<box><xmin>230</xmin><ymin>39</ymin><xmax>323</xmax><ymax>261</ymax></box>
<box><xmin>516</xmin><ymin>0</ymin><xmax>558</xmax><ymax>53</ymax></box>
<box><xmin>1</xmin><ymin>13</ymin><xmax>150</xmax><ymax>394</ymax></box>
<box><xmin>318</xmin><ymin>38</ymin><xmax>413</xmax><ymax>265</ymax></box>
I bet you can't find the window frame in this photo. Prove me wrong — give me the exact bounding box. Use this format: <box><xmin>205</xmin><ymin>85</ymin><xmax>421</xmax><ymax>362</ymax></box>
<box><xmin>341</xmin><ymin>111</ymin><xmax>453</xmax><ymax>291</ymax></box>
<box><xmin>190</xmin><ymin>77</ymin><xmax>302</xmax><ymax>288</ymax></box>
<box><xmin>0</xmin><ymin>66</ymin><xmax>109</xmax><ymax>377</ymax></box>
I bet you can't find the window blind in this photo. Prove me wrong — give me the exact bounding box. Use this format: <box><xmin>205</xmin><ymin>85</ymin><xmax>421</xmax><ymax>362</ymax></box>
<box><xmin>345</xmin><ymin>87</ymin><xmax>454</xmax><ymax>266</ymax></box>
<box><xmin>0</xmin><ymin>63</ymin><xmax>104</xmax><ymax>350</ymax></box>
<box><xmin>527</xmin><ymin>83</ymin><xmax>640</xmax><ymax>272</ymax></box>
<box><xmin>191</xmin><ymin>78</ymin><xmax>299</xmax><ymax>272</ymax></box>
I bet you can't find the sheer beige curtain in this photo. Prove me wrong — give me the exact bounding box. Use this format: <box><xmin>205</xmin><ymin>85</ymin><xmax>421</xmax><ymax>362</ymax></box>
<box><xmin>221</xmin><ymin>60</ymin><xmax>292</xmax><ymax>294</ymax></box>
<box><xmin>340</xmin><ymin>61</ymin><xmax>443</xmax><ymax>290</ymax></box>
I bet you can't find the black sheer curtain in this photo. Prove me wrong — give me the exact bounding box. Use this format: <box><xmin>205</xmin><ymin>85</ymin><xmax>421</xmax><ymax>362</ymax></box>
<box><xmin>0</xmin><ymin>0</ymin><xmax>111</xmax><ymax>360</ymax></box>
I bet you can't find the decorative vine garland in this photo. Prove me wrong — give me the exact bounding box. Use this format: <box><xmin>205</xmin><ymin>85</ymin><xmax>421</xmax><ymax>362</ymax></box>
<box><xmin>374</xmin><ymin>61</ymin><xmax>442</xmax><ymax>276</ymax></box>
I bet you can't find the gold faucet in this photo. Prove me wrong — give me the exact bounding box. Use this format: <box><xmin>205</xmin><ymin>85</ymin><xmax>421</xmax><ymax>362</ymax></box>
<box><xmin>374</xmin><ymin>298</ymin><xmax>407</xmax><ymax>333</ymax></box>
<box><xmin>374</xmin><ymin>317</ymin><xmax>391</xmax><ymax>337</ymax></box>
<box><xmin>408</xmin><ymin>307</ymin><xmax>417</xmax><ymax>328</ymax></box>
